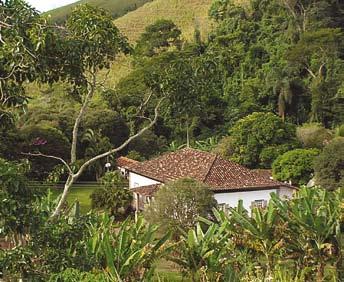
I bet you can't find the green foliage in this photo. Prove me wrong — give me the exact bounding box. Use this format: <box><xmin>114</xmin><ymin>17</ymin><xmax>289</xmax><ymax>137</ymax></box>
<box><xmin>314</xmin><ymin>137</ymin><xmax>344</xmax><ymax>190</ymax></box>
<box><xmin>135</xmin><ymin>19</ymin><xmax>182</xmax><ymax>58</ymax></box>
<box><xmin>19</xmin><ymin>125</ymin><xmax>70</xmax><ymax>180</ymax></box>
<box><xmin>296</xmin><ymin>123</ymin><xmax>334</xmax><ymax>149</ymax></box>
<box><xmin>211</xmin><ymin>136</ymin><xmax>234</xmax><ymax>160</ymax></box>
<box><xmin>196</xmin><ymin>186</ymin><xmax>343</xmax><ymax>281</ymax></box>
<box><xmin>82</xmin><ymin>129</ymin><xmax>112</xmax><ymax>180</ymax></box>
<box><xmin>0</xmin><ymin>158</ymin><xmax>45</xmax><ymax>243</ymax></box>
<box><xmin>126</xmin><ymin>150</ymin><xmax>145</xmax><ymax>161</ymax></box>
<box><xmin>272</xmin><ymin>148</ymin><xmax>320</xmax><ymax>186</ymax></box>
<box><xmin>90</xmin><ymin>171</ymin><xmax>132</xmax><ymax>219</ymax></box>
<box><xmin>170</xmin><ymin>222</ymin><xmax>238</xmax><ymax>281</ymax></box>
<box><xmin>230</xmin><ymin>112</ymin><xmax>298</xmax><ymax>168</ymax></box>
<box><xmin>88</xmin><ymin>214</ymin><xmax>172</xmax><ymax>281</ymax></box>
<box><xmin>0</xmin><ymin>0</ymin><xmax>58</xmax><ymax>125</ymax></box>
<box><xmin>144</xmin><ymin>178</ymin><xmax>217</xmax><ymax>237</ymax></box>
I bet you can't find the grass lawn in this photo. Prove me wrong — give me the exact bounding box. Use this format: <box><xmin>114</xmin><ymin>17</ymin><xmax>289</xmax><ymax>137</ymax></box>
<box><xmin>49</xmin><ymin>184</ymin><xmax>98</xmax><ymax>214</ymax></box>
<box><xmin>154</xmin><ymin>259</ymin><xmax>190</xmax><ymax>282</ymax></box>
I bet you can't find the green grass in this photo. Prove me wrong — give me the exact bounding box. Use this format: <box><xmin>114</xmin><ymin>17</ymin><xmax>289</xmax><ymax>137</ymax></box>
<box><xmin>49</xmin><ymin>185</ymin><xmax>98</xmax><ymax>214</ymax></box>
<box><xmin>45</xmin><ymin>0</ymin><xmax>151</xmax><ymax>24</ymax></box>
<box><xmin>154</xmin><ymin>259</ymin><xmax>190</xmax><ymax>282</ymax></box>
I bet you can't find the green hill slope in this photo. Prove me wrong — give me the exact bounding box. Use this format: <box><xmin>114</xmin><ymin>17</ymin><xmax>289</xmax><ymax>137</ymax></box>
<box><xmin>46</xmin><ymin>0</ymin><xmax>152</xmax><ymax>24</ymax></box>
<box><xmin>114</xmin><ymin>0</ymin><xmax>213</xmax><ymax>42</ymax></box>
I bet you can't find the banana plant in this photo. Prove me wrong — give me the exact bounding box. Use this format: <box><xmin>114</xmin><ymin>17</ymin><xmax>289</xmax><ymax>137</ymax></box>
<box><xmin>87</xmin><ymin>214</ymin><xmax>172</xmax><ymax>281</ymax></box>
<box><xmin>170</xmin><ymin>222</ymin><xmax>238</xmax><ymax>282</ymax></box>
<box><xmin>229</xmin><ymin>200</ymin><xmax>284</xmax><ymax>279</ymax></box>
<box><xmin>271</xmin><ymin>187</ymin><xmax>342</xmax><ymax>282</ymax></box>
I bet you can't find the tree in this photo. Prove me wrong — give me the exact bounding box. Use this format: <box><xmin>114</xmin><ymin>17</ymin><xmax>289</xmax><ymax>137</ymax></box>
<box><xmin>0</xmin><ymin>158</ymin><xmax>45</xmax><ymax>247</ymax></box>
<box><xmin>144</xmin><ymin>178</ymin><xmax>217</xmax><ymax>237</ymax></box>
<box><xmin>81</xmin><ymin>129</ymin><xmax>112</xmax><ymax>180</ymax></box>
<box><xmin>272</xmin><ymin>148</ymin><xmax>320</xmax><ymax>186</ymax></box>
<box><xmin>134</xmin><ymin>19</ymin><xmax>182</xmax><ymax>59</ymax></box>
<box><xmin>229</xmin><ymin>112</ymin><xmax>298</xmax><ymax>168</ymax></box>
<box><xmin>296</xmin><ymin>123</ymin><xmax>334</xmax><ymax>149</ymax></box>
<box><xmin>314</xmin><ymin>137</ymin><xmax>344</xmax><ymax>190</ymax></box>
<box><xmin>90</xmin><ymin>171</ymin><xmax>133</xmax><ymax>219</ymax></box>
<box><xmin>0</xmin><ymin>0</ymin><xmax>56</xmax><ymax>125</ymax></box>
<box><xmin>22</xmin><ymin>5</ymin><xmax>165</xmax><ymax>217</ymax></box>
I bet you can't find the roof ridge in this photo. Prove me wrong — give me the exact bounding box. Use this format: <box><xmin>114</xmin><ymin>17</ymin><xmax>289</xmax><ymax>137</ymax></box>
<box><xmin>202</xmin><ymin>154</ymin><xmax>218</xmax><ymax>182</ymax></box>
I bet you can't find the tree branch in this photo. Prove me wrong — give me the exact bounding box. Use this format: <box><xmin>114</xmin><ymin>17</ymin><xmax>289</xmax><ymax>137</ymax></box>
<box><xmin>74</xmin><ymin>97</ymin><xmax>164</xmax><ymax>179</ymax></box>
<box><xmin>70</xmin><ymin>70</ymin><xmax>96</xmax><ymax>163</ymax></box>
<box><xmin>21</xmin><ymin>152</ymin><xmax>73</xmax><ymax>175</ymax></box>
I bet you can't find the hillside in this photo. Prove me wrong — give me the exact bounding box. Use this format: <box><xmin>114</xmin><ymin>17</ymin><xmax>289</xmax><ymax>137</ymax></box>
<box><xmin>46</xmin><ymin>0</ymin><xmax>152</xmax><ymax>24</ymax></box>
<box><xmin>114</xmin><ymin>0</ymin><xmax>214</xmax><ymax>42</ymax></box>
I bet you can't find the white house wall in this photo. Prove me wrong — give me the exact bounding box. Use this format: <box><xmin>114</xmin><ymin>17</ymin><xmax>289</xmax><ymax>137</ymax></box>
<box><xmin>278</xmin><ymin>186</ymin><xmax>295</xmax><ymax>199</ymax></box>
<box><xmin>129</xmin><ymin>172</ymin><xmax>160</xmax><ymax>189</ymax></box>
<box><xmin>214</xmin><ymin>189</ymin><xmax>278</xmax><ymax>211</ymax></box>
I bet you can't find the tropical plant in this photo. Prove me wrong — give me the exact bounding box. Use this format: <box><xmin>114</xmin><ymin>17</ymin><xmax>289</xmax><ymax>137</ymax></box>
<box><xmin>82</xmin><ymin>129</ymin><xmax>112</xmax><ymax>180</ymax></box>
<box><xmin>170</xmin><ymin>222</ymin><xmax>238</xmax><ymax>282</ymax></box>
<box><xmin>88</xmin><ymin>214</ymin><xmax>172</xmax><ymax>281</ymax></box>
<box><xmin>271</xmin><ymin>187</ymin><xmax>342</xmax><ymax>282</ymax></box>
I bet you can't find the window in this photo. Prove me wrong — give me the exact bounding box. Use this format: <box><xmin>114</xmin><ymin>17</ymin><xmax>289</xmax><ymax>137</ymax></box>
<box><xmin>251</xmin><ymin>199</ymin><xmax>267</xmax><ymax>209</ymax></box>
<box><xmin>218</xmin><ymin>203</ymin><xmax>230</xmax><ymax>212</ymax></box>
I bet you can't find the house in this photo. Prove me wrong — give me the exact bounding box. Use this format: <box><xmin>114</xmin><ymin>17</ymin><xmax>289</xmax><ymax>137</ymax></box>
<box><xmin>117</xmin><ymin>148</ymin><xmax>296</xmax><ymax>211</ymax></box>
<box><xmin>116</xmin><ymin>156</ymin><xmax>139</xmax><ymax>178</ymax></box>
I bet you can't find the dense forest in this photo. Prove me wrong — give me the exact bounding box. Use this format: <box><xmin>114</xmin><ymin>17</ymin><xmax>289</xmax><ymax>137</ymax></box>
<box><xmin>1</xmin><ymin>0</ymin><xmax>344</xmax><ymax>185</ymax></box>
<box><xmin>1</xmin><ymin>1</ymin><xmax>344</xmax><ymax>281</ymax></box>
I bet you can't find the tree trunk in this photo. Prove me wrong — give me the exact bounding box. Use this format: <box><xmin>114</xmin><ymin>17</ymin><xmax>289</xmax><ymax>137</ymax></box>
<box><xmin>51</xmin><ymin>176</ymin><xmax>75</xmax><ymax>217</ymax></box>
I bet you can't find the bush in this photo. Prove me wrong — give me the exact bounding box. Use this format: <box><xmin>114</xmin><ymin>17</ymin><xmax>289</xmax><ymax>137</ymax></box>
<box><xmin>272</xmin><ymin>149</ymin><xmax>320</xmax><ymax>186</ymax></box>
<box><xmin>211</xmin><ymin>136</ymin><xmax>234</xmax><ymax>159</ymax></box>
<box><xmin>144</xmin><ymin>178</ymin><xmax>217</xmax><ymax>237</ymax></box>
<box><xmin>229</xmin><ymin>112</ymin><xmax>298</xmax><ymax>168</ymax></box>
<box><xmin>314</xmin><ymin>137</ymin><xmax>344</xmax><ymax>190</ymax></box>
<box><xmin>90</xmin><ymin>172</ymin><xmax>132</xmax><ymax>219</ymax></box>
<box><xmin>296</xmin><ymin>123</ymin><xmax>333</xmax><ymax>149</ymax></box>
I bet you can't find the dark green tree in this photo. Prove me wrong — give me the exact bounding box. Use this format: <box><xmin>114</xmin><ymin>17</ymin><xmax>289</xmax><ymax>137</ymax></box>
<box><xmin>229</xmin><ymin>112</ymin><xmax>298</xmax><ymax>168</ymax></box>
<box><xmin>272</xmin><ymin>148</ymin><xmax>320</xmax><ymax>186</ymax></box>
<box><xmin>134</xmin><ymin>19</ymin><xmax>182</xmax><ymax>59</ymax></box>
<box><xmin>314</xmin><ymin>137</ymin><xmax>344</xmax><ymax>190</ymax></box>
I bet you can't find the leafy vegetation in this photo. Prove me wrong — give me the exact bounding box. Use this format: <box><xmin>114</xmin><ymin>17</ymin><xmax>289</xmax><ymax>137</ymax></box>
<box><xmin>272</xmin><ymin>148</ymin><xmax>320</xmax><ymax>186</ymax></box>
<box><xmin>90</xmin><ymin>171</ymin><xmax>133</xmax><ymax>219</ymax></box>
<box><xmin>144</xmin><ymin>178</ymin><xmax>217</xmax><ymax>237</ymax></box>
<box><xmin>1</xmin><ymin>0</ymin><xmax>344</xmax><ymax>280</ymax></box>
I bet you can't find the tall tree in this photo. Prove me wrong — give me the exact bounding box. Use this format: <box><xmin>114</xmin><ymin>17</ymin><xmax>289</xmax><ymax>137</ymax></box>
<box><xmin>22</xmin><ymin>5</ymin><xmax>165</xmax><ymax>217</ymax></box>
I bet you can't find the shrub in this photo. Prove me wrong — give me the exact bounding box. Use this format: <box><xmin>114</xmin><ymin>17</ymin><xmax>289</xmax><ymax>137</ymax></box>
<box><xmin>144</xmin><ymin>178</ymin><xmax>217</xmax><ymax>237</ymax></box>
<box><xmin>296</xmin><ymin>123</ymin><xmax>333</xmax><ymax>149</ymax></box>
<box><xmin>90</xmin><ymin>172</ymin><xmax>132</xmax><ymax>219</ymax></box>
<box><xmin>229</xmin><ymin>112</ymin><xmax>298</xmax><ymax>168</ymax></box>
<box><xmin>211</xmin><ymin>136</ymin><xmax>234</xmax><ymax>160</ymax></box>
<box><xmin>272</xmin><ymin>149</ymin><xmax>320</xmax><ymax>186</ymax></box>
<box><xmin>314</xmin><ymin>137</ymin><xmax>344</xmax><ymax>190</ymax></box>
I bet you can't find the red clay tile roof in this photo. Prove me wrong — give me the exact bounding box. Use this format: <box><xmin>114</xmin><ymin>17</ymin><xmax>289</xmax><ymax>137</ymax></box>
<box><xmin>116</xmin><ymin>156</ymin><xmax>138</xmax><ymax>169</ymax></box>
<box><xmin>128</xmin><ymin>148</ymin><xmax>293</xmax><ymax>191</ymax></box>
<box><xmin>131</xmin><ymin>184</ymin><xmax>160</xmax><ymax>197</ymax></box>
<box><xmin>252</xmin><ymin>169</ymin><xmax>273</xmax><ymax>180</ymax></box>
